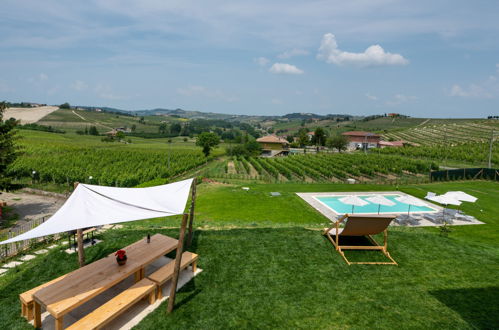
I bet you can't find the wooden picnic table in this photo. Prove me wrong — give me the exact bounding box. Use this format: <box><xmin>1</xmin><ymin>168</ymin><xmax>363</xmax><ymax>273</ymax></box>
<box><xmin>32</xmin><ymin>233</ymin><xmax>178</xmax><ymax>330</ymax></box>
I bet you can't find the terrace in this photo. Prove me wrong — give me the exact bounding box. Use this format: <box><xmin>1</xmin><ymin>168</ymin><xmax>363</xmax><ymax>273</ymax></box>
<box><xmin>0</xmin><ymin>180</ymin><xmax>497</xmax><ymax>329</ymax></box>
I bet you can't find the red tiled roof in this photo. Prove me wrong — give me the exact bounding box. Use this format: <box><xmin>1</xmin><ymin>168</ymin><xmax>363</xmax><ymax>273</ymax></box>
<box><xmin>342</xmin><ymin>131</ymin><xmax>380</xmax><ymax>137</ymax></box>
<box><xmin>256</xmin><ymin>135</ymin><xmax>289</xmax><ymax>144</ymax></box>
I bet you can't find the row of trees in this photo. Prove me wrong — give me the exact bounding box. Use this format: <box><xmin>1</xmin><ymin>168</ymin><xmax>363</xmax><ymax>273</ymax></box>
<box><xmin>293</xmin><ymin>127</ymin><xmax>349</xmax><ymax>152</ymax></box>
<box><xmin>0</xmin><ymin>102</ymin><xmax>19</xmax><ymax>189</ymax></box>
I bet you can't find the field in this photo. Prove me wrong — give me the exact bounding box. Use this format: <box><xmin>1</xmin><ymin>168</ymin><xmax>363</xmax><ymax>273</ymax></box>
<box><xmin>36</xmin><ymin>108</ymin><xmax>168</xmax><ymax>133</ymax></box>
<box><xmin>9</xmin><ymin>131</ymin><xmax>222</xmax><ymax>188</ymax></box>
<box><xmin>0</xmin><ymin>181</ymin><xmax>497</xmax><ymax>329</ymax></box>
<box><xmin>378</xmin><ymin>141</ymin><xmax>499</xmax><ymax>167</ymax></box>
<box><xmin>206</xmin><ymin>154</ymin><xmax>437</xmax><ymax>183</ymax></box>
<box><xmin>383</xmin><ymin>120</ymin><xmax>498</xmax><ymax>146</ymax></box>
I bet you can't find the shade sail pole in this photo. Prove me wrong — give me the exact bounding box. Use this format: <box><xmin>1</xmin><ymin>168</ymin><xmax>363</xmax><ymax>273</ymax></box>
<box><xmin>187</xmin><ymin>178</ymin><xmax>197</xmax><ymax>247</ymax></box>
<box><xmin>168</xmin><ymin>213</ymin><xmax>188</xmax><ymax>313</ymax></box>
<box><xmin>74</xmin><ymin>182</ymin><xmax>85</xmax><ymax>268</ymax></box>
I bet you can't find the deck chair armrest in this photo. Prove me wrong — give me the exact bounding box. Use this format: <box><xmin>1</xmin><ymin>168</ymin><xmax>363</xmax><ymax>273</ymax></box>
<box><xmin>322</xmin><ymin>214</ymin><xmax>349</xmax><ymax>235</ymax></box>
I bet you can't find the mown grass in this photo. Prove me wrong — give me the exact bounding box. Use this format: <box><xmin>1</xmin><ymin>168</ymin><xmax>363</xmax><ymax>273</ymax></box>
<box><xmin>0</xmin><ymin>180</ymin><xmax>497</xmax><ymax>329</ymax></box>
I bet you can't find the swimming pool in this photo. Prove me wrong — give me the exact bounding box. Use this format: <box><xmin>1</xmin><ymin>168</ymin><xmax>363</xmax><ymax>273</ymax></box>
<box><xmin>314</xmin><ymin>194</ymin><xmax>437</xmax><ymax>215</ymax></box>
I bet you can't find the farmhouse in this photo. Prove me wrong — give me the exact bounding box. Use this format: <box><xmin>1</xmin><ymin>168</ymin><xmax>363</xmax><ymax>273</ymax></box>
<box><xmin>256</xmin><ymin>134</ymin><xmax>289</xmax><ymax>157</ymax></box>
<box><xmin>342</xmin><ymin>131</ymin><xmax>381</xmax><ymax>150</ymax></box>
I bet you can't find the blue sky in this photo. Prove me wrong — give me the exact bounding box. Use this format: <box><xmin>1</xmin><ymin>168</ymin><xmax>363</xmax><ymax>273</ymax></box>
<box><xmin>1</xmin><ymin>0</ymin><xmax>498</xmax><ymax>118</ymax></box>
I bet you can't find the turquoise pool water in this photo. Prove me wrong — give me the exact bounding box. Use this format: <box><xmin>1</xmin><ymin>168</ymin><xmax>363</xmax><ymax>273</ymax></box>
<box><xmin>316</xmin><ymin>194</ymin><xmax>436</xmax><ymax>214</ymax></box>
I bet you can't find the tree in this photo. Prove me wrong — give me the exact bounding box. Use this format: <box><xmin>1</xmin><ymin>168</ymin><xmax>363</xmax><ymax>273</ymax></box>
<box><xmin>0</xmin><ymin>102</ymin><xmax>19</xmax><ymax>189</ymax></box>
<box><xmin>245</xmin><ymin>140</ymin><xmax>262</xmax><ymax>156</ymax></box>
<box><xmin>116</xmin><ymin>131</ymin><xmax>125</xmax><ymax>140</ymax></box>
<box><xmin>158</xmin><ymin>123</ymin><xmax>168</xmax><ymax>134</ymax></box>
<box><xmin>326</xmin><ymin>134</ymin><xmax>349</xmax><ymax>153</ymax></box>
<box><xmin>196</xmin><ymin>132</ymin><xmax>220</xmax><ymax>157</ymax></box>
<box><xmin>171</xmin><ymin>123</ymin><xmax>182</xmax><ymax>136</ymax></box>
<box><xmin>312</xmin><ymin>127</ymin><xmax>327</xmax><ymax>146</ymax></box>
<box><xmin>88</xmin><ymin>126</ymin><xmax>99</xmax><ymax>136</ymax></box>
<box><xmin>59</xmin><ymin>102</ymin><xmax>71</xmax><ymax>109</ymax></box>
<box><xmin>298</xmin><ymin>128</ymin><xmax>309</xmax><ymax>147</ymax></box>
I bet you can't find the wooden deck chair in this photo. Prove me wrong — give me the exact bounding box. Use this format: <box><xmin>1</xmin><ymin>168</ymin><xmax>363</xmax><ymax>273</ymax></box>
<box><xmin>322</xmin><ymin>214</ymin><xmax>397</xmax><ymax>265</ymax></box>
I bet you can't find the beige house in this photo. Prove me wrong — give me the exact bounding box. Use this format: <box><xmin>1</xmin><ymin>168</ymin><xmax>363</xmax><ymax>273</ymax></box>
<box><xmin>256</xmin><ymin>135</ymin><xmax>289</xmax><ymax>157</ymax></box>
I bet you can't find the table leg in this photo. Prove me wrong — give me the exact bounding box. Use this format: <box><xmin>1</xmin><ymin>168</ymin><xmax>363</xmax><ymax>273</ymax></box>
<box><xmin>27</xmin><ymin>302</ymin><xmax>34</xmax><ymax>321</ymax></box>
<box><xmin>21</xmin><ymin>302</ymin><xmax>26</xmax><ymax>318</ymax></box>
<box><xmin>55</xmin><ymin>316</ymin><xmax>64</xmax><ymax>330</ymax></box>
<box><xmin>34</xmin><ymin>301</ymin><xmax>42</xmax><ymax>328</ymax></box>
<box><xmin>140</xmin><ymin>267</ymin><xmax>145</xmax><ymax>279</ymax></box>
<box><xmin>134</xmin><ymin>270</ymin><xmax>140</xmax><ymax>283</ymax></box>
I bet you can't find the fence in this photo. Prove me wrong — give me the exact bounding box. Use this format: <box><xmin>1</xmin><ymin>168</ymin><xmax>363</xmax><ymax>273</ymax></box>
<box><xmin>430</xmin><ymin>168</ymin><xmax>499</xmax><ymax>182</ymax></box>
<box><xmin>1</xmin><ymin>215</ymin><xmax>62</xmax><ymax>261</ymax></box>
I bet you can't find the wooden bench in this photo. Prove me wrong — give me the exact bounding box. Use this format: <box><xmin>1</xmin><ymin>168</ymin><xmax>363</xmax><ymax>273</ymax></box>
<box><xmin>147</xmin><ymin>251</ymin><xmax>198</xmax><ymax>299</ymax></box>
<box><xmin>19</xmin><ymin>274</ymin><xmax>67</xmax><ymax>321</ymax></box>
<box><xmin>66</xmin><ymin>278</ymin><xmax>156</xmax><ymax>330</ymax></box>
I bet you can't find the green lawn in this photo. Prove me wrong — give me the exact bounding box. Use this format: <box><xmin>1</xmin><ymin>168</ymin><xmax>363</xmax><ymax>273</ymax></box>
<box><xmin>0</xmin><ymin>181</ymin><xmax>497</xmax><ymax>329</ymax></box>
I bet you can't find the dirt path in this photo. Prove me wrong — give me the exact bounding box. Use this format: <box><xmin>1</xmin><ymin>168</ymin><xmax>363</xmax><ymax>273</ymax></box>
<box><xmin>418</xmin><ymin>118</ymin><xmax>431</xmax><ymax>126</ymax></box>
<box><xmin>72</xmin><ymin>110</ymin><xmax>113</xmax><ymax>129</ymax></box>
<box><xmin>246</xmin><ymin>163</ymin><xmax>259</xmax><ymax>177</ymax></box>
<box><xmin>227</xmin><ymin>161</ymin><xmax>237</xmax><ymax>174</ymax></box>
<box><xmin>4</xmin><ymin>106</ymin><xmax>59</xmax><ymax>124</ymax></box>
<box><xmin>0</xmin><ymin>191</ymin><xmax>65</xmax><ymax>227</ymax></box>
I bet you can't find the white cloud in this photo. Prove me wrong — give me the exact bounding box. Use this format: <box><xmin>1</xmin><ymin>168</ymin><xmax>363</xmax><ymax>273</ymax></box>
<box><xmin>28</xmin><ymin>73</ymin><xmax>49</xmax><ymax>84</ymax></box>
<box><xmin>450</xmin><ymin>84</ymin><xmax>493</xmax><ymax>99</ymax></box>
<box><xmin>269</xmin><ymin>63</ymin><xmax>304</xmax><ymax>75</ymax></box>
<box><xmin>176</xmin><ymin>85</ymin><xmax>238</xmax><ymax>102</ymax></box>
<box><xmin>95</xmin><ymin>84</ymin><xmax>126</xmax><ymax>100</ymax></box>
<box><xmin>365</xmin><ymin>92</ymin><xmax>378</xmax><ymax>101</ymax></box>
<box><xmin>449</xmin><ymin>67</ymin><xmax>499</xmax><ymax>99</ymax></box>
<box><xmin>385</xmin><ymin>94</ymin><xmax>417</xmax><ymax>106</ymax></box>
<box><xmin>271</xmin><ymin>98</ymin><xmax>283</xmax><ymax>105</ymax></box>
<box><xmin>70</xmin><ymin>80</ymin><xmax>88</xmax><ymax>91</ymax></box>
<box><xmin>254</xmin><ymin>57</ymin><xmax>270</xmax><ymax>67</ymax></box>
<box><xmin>277</xmin><ymin>48</ymin><xmax>309</xmax><ymax>59</ymax></box>
<box><xmin>317</xmin><ymin>33</ymin><xmax>409</xmax><ymax>68</ymax></box>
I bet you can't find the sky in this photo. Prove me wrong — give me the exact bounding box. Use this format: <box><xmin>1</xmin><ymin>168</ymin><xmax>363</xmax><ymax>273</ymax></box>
<box><xmin>1</xmin><ymin>0</ymin><xmax>498</xmax><ymax>118</ymax></box>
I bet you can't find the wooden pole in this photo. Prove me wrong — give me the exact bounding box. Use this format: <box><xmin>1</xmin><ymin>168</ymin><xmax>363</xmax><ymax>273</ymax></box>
<box><xmin>74</xmin><ymin>182</ymin><xmax>85</xmax><ymax>268</ymax></box>
<box><xmin>187</xmin><ymin>178</ymin><xmax>197</xmax><ymax>247</ymax></box>
<box><xmin>167</xmin><ymin>213</ymin><xmax>188</xmax><ymax>313</ymax></box>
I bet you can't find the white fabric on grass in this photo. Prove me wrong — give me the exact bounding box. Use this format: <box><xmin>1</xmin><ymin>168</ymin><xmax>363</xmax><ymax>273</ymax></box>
<box><xmin>0</xmin><ymin>178</ymin><xmax>193</xmax><ymax>245</ymax></box>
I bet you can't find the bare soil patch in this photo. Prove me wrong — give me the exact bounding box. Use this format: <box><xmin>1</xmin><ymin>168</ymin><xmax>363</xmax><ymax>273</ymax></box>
<box><xmin>227</xmin><ymin>161</ymin><xmax>237</xmax><ymax>174</ymax></box>
<box><xmin>0</xmin><ymin>191</ymin><xmax>65</xmax><ymax>226</ymax></box>
<box><xmin>4</xmin><ymin>106</ymin><xmax>59</xmax><ymax>124</ymax></box>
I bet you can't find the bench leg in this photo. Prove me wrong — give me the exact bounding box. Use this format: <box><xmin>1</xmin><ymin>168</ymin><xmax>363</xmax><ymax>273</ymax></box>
<box><xmin>157</xmin><ymin>284</ymin><xmax>163</xmax><ymax>300</ymax></box>
<box><xmin>148</xmin><ymin>290</ymin><xmax>156</xmax><ymax>304</ymax></box>
<box><xmin>34</xmin><ymin>302</ymin><xmax>42</xmax><ymax>328</ymax></box>
<box><xmin>21</xmin><ymin>302</ymin><xmax>26</xmax><ymax>318</ymax></box>
<box><xmin>55</xmin><ymin>316</ymin><xmax>63</xmax><ymax>330</ymax></box>
<box><xmin>27</xmin><ymin>302</ymin><xmax>34</xmax><ymax>321</ymax></box>
<box><xmin>192</xmin><ymin>260</ymin><xmax>197</xmax><ymax>273</ymax></box>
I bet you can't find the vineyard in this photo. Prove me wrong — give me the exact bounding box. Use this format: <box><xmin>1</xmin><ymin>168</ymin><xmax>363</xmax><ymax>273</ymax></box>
<box><xmin>8</xmin><ymin>131</ymin><xmax>212</xmax><ymax>187</ymax></box>
<box><xmin>382</xmin><ymin>120</ymin><xmax>498</xmax><ymax>146</ymax></box>
<box><xmin>204</xmin><ymin>154</ymin><xmax>438</xmax><ymax>183</ymax></box>
<box><xmin>377</xmin><ymin>141</ymin><xmax>499</xmax><ymax>166</ymax></box>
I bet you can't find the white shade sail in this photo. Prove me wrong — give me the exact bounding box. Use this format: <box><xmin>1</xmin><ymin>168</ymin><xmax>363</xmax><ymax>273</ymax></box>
<box><xmin>1</xmin><ymin>178</ymin><xmax>194</xmax><ymax>245</ymax></box>
<box><xmin>395</xmin><ymin>195</ymin><xmax>428</xmax><ymax>207</ymax></box>
<box><xmin>365</xmin><ymin>195</ymin><xmax>396</xmax><ymax>206</ymax></box>
<box><xmin>339</xmin><ymin>195</ymin><xmax>369</xmax><ymax>207</ymax></box>
<box><xmin>427</xmin><ymin>194</ymin><xmax>462</xmax><ymax>206</ymax></box>
<box><xmin>442</xmin><ymin>191</ymin><xmax>477</xmax><ymax>203</ymax></box>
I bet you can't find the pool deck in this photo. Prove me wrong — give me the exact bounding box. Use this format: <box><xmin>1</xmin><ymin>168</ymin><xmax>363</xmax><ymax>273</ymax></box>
<box><xmin>297</xmin><ymin>191</ymin><xmax>484</xmax><ymax>227</ymax></box>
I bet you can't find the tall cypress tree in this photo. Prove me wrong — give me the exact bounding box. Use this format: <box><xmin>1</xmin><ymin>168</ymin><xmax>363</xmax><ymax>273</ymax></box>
<box><xmin>0</xmin><ymin>102</ymin><xmax>19</xmax><ymax>190</ymax></box>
